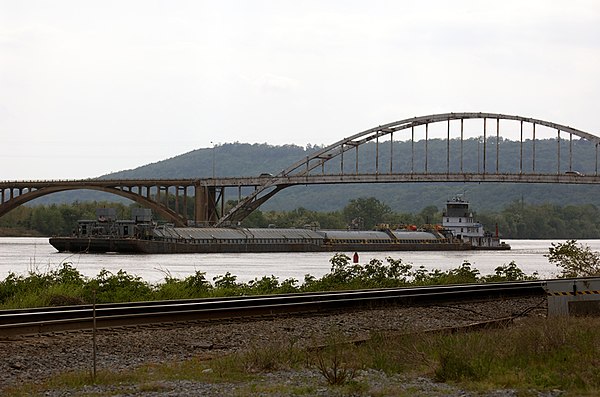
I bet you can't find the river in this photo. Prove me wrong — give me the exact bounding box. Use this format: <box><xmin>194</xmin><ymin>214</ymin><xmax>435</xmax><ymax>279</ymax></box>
<box><xmin>1</xmin><ymin>237</ymin><xmax>598</xmax><ymax>284</ymax></box>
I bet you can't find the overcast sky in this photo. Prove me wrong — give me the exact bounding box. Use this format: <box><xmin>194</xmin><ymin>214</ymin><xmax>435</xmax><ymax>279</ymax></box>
<box><xmin>1</xmin><ymin>1</ymin><xmax>599</xmax><ymax>180</ymax></box>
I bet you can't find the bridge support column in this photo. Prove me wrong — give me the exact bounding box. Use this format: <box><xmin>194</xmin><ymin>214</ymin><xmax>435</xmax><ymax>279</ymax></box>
<box><xmin>194</xmin><ymin>186</ymin><xmax>218</xmax><ymax>225</ymax></box>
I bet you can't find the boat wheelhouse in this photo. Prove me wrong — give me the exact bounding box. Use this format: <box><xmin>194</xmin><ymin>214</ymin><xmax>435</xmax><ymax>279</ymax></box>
<box><xmin>442</xmin><ymin>195</ymin><xmax>508</xmax><ymax>249</ymax></box>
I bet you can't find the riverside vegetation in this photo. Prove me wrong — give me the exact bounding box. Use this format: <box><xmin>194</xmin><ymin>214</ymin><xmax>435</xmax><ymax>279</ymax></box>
<box><xmin>0</xmin><ymin>238</ymin><xmax>594</xmax><ymax>309</ymax></box>
<box><xmin>0</xmin><ymin>254</ymin><xmax>537</xmax><ymax>310</ymax></box>
<box><xmin>3</xmin><ymin>197</ymin><xmax>600</xmax><ymax>239</ymax></box>
<box><xmin>2</xmin><ymin>241</ymin><xmax>600</xmax><ymax>396</ymax></box>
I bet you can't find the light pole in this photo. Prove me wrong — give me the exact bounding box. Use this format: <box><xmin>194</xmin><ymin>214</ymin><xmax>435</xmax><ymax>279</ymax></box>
<box><xmin>211</xmin><ymin>141</ymin><xmax>215</xmax><ymax>178</ymax></box>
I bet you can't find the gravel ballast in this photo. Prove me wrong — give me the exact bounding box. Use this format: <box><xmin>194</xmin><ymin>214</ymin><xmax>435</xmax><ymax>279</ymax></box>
<box><xmin>0</xmin><ymin>296</ymin><xmax>550</xmax><ymax>396</ymax></box>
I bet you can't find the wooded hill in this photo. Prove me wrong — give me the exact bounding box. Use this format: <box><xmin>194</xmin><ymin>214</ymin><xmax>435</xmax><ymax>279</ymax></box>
<box><xmin>32</xmin><ymin>138</ymin><xmax>600</xmax><ymax>214</ymax></box>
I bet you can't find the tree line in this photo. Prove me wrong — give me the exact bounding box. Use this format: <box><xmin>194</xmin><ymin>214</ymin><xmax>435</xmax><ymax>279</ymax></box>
<box><xmin>1</xmin><ymin>197</ymin><xmax>600</xmax><ymax>239</ymax></box>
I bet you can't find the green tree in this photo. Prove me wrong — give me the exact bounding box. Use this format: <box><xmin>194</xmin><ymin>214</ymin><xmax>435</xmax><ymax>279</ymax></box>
<box><xmin>417</xmin><ymin>205</ymin><xmax>439</xmax><ymax>225</ymax></box>
<box><xmin>342</xmin><ymin>197</ymin><xmax>392</xmax><ymax>229</ymax></box>
<box><xmin>546</xmin><ymin>240</ymin><xmax>600</xmax><ymax>278</ymax></box>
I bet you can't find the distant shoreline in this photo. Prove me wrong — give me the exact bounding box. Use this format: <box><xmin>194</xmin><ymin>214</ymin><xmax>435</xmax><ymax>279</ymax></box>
<box><xmin>0</xmin><ymin>228</ymin><xmax>44</xmax><ymax>238</ymax></box>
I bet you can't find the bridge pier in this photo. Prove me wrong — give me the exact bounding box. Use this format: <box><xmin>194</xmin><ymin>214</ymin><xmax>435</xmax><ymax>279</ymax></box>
<box><xmin>194</xmin><ymin>185</ymin><xmax>218</xmax><ymax>225</ymax></box>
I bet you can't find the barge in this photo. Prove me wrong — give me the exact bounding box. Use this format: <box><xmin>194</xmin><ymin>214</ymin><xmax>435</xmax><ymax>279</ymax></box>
<box><xmin>49</xmin><ymin>198</ymin><xmax>509</xmax><ymax>254</ymax></box>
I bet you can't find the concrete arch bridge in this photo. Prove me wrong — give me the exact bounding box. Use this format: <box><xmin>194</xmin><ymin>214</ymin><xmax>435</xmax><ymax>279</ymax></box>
<box><xmin>1</xmin><ymin>112</ymin><xmax>599</xmax><ymax>227</ymax></box>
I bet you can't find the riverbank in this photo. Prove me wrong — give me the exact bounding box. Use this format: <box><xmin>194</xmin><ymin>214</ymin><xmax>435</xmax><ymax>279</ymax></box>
<box><xmin>0</xmin><ymin>228</ymin><xmax>43</xmax><ymax>237</ymax></box>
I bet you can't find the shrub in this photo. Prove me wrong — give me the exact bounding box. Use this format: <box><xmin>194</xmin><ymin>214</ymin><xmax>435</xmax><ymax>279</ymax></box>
<box><xmin>483</xmin><ymin>261</ymin><xmax>537</xmax><ymax>282</ymax></box>
<box><xmin>85</xmin><ymin>269</ymin><xmax>153</xmax><ymax>303</ymax></box>
<box><xmin>546</xmin><ymin>239</ymin><xmax>600</xmax><ymax>277</ymax></box>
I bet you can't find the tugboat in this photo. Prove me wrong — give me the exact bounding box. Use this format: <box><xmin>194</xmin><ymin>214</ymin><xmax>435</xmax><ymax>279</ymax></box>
<box><xmin>442</xmin><ymin>195</ymin><xmax>510</xmax><ymax>250</ymax></box>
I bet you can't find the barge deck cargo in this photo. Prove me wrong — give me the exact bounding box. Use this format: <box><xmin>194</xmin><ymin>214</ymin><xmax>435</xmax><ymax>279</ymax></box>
<box><xmin>49</xmin><ymin>197</ymin><xmax>510</xmax><ymax>254</ymax></box>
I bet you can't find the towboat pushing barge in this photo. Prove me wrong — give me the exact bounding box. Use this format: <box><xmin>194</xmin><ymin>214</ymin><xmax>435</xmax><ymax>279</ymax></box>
<box><xmin>50</xmin><ymin>197</ymin><xmax>509</xmax><ymax>254</ymax></box>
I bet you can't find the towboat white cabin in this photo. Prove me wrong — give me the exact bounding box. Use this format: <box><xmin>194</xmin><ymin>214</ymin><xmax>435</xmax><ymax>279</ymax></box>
<box><xmin>442</xmin><ymin>195</ymin><xmax>507</xmax><ymax>249</ymax></box>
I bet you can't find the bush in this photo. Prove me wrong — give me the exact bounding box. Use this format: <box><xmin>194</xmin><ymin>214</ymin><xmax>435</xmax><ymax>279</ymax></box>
<box><xmin>483</xmin><ymin>261</ymin><xmax>537</xmax><ymax>282</ymax></box>
<box><xmin>85</xmin><ymin>269</ymin><xmax>154</xmax><ymax>303</ymax></box>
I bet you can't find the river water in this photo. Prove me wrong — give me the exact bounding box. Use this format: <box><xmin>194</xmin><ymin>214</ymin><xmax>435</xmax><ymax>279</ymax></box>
<box><xmin>1</xmin><ymin>237</ymin><xmax>598</xmax><ymax>284</ymax></box>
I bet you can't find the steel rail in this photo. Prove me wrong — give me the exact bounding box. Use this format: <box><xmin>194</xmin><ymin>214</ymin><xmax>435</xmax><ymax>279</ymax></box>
<box><xmin>0</xmin><ymin>281</ymin><xmax>546</xmax><ymax>338</ymax></box>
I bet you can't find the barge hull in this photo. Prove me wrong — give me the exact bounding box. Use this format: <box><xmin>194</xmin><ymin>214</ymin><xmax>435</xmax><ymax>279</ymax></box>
<box><xmin>49</xmin><ymin>237</ymin><xmax>473</xmax><ymax>254</ymax></box>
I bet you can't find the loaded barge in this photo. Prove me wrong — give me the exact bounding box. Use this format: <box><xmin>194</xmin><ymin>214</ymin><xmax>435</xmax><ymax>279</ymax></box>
<box><xmin>50</xmin><ymin>197</ymin><xmax>509</xmax><ymax>254</ymax></box>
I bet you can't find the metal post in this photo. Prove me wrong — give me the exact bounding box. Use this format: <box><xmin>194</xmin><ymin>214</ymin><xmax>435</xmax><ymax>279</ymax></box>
<box><xmin>447</xmin><ymin>119</ymin><xmax>450</xmax><ymax>174</ymax></box>
<box><xmin>569</xmin><ymin>133</ymin><xmax>573</xmax><ymax>171</ymax></box>
<box><xmin>183</xmin><ymin>186</ymin><xmax>188</xmax><ymax>220</ymax></box>
<box><xmin>460</xmin><ymin>119</ymin><xmax>464</xmax><ymax>173</ymax></box>
<box><xmin>411</xmin><ymin>126</ymin><xmax>415</xmax><ymax>174</ymax></box>
<box><xmin>594</xmin><ymin>142</ymin><xmax>598</xmax><ymax>176</ymax></box>
<box><xmin>425</xmin><ymin>123</ymin><xmax>429</xmax><ymax>173</ymax></box>
<box><xmin>211</xmin><ymin>142</ymin><xmax>215</xmax><ymax>179</ymax></box>
<box><xmin>477</xmin><ymin>137</ymin><xmax>480</xmax><ymax>173</ymax></box>
<box><xmin>92</xmin><ymin>289</ymin><xmax>97</xmax><ymax>380</ymax></box>
<box><xmin>220</xmin><ymin>187</ymin><xmax>225</xmax><ymax>218</ymax></box>
<box><xmin>340</xmin><ymin>144</ymin><xmax>344</xmax><ymax>174</ymax></box>
<box><xmin>557</xmin><ymin>129</ymin><xmax>561</xmax><ymax>174</ymax></box>
<box><xmin>483</xmin><ymin>118</ymin><xmax>487</xmax><ymax>174</ymax></box>
<box><xmin>207</xmin><ymin>187</ymin><xmax>217</xmax><ymax>224</ymax></box>
<box><xmin>496</xmin><ymin>118</ymin><xmax>499</xmax><ymax>173</ymax></box>
<box><xmin>375</xmin><ymin>134</ymin><xmax>379</xmax><ymax>175</ymax></box>
<box><xmin>520</xmin><ymin>121</ymin><xmax>523</xmax><ymax>174</ymax></box>
<box><xmin>390</xmin><ymin>132</ymin><xmax>394</xmax><ymax>173</ymax></box>
<box><xmin>533</xmin><ymin>123</ymin><xmax>536</xmax><ymax>172</ymax></box>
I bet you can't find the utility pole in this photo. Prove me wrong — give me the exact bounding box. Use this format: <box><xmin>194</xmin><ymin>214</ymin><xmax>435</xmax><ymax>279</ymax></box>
<box><xmin>211</xmin><ymin>142</ymin><xmax>215</xmax><ymax>178</ymax></box>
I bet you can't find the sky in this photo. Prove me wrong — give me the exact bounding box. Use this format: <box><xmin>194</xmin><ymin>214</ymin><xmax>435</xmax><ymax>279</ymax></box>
<box><xmin>1</xmin><ymin>0</ymin><xmax>599</xmax><ymax>180</ymax></box>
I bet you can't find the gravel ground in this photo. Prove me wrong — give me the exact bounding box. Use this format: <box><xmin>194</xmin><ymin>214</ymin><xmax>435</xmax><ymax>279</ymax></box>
<box><xmin>0</xmin><ymin>297</ymin><xmax>553</xmax><ymax>396</ymax></box>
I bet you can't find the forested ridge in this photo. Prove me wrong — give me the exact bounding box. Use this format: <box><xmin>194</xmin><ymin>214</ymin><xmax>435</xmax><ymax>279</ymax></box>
<box><xmin>29</xmin><ymin>139</ymin><xmax>600</xmax><ymax>213</ymax></box>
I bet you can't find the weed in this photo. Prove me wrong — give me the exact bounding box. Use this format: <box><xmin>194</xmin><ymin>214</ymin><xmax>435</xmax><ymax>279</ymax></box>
<box><xmin>311</xmin><ymin>331</ymin><xmax>359</xmax><ymax>386</ymax></box>
<box><xmin>314</xmin><ymin>348</ymin><xmax>357</xmax><ymax>386</ymax></box>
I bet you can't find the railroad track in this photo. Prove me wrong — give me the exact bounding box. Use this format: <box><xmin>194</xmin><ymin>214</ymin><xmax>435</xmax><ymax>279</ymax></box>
<box><xmin>0</xmin><ymin>281</ymin><xmax>546</xmax><ymax>338</ymax></box>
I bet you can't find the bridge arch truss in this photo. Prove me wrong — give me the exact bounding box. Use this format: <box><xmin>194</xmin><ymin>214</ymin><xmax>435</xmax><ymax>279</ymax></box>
<box><xmin>0</xmin><ymin>180</ymin><xmax>228</xmax><ymax>227</ymax></box>
<box><xmin>216</xmin><ymin>112</ymin><xmax>600</xmax><ymax>225</ymax></box>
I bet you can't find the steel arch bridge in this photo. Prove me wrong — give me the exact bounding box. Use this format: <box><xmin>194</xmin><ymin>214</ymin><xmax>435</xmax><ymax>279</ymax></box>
<box><xmin>1</xmin><ymin>112</ymin><xmax>600</xmax><ymax>227</ymax></box>
<box><xmin>215</xmin><ymin>112</ymin><xmax>600</xmax><ymax>225</ymax></box>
